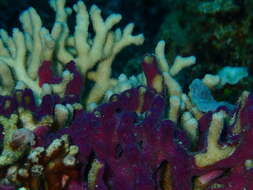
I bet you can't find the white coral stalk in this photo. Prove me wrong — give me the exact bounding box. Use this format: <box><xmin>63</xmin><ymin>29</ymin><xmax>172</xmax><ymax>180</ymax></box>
<box><xmin>0</xmin><ymin>0</ymin><xmax>144</xmax><ymax>102</ymax></box>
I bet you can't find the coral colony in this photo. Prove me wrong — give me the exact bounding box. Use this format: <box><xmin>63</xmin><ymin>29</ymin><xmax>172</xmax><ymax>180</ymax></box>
<box><xmin>0</xmin><ymin>0</ymin><xmax>252</xmax><ymax>190</ymax></box>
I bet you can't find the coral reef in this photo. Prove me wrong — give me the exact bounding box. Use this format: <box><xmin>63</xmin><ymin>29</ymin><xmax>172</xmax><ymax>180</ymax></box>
<box><xmin>0</xmin><ymin>0</ymin><xmax>252</xmax><ymax>190</ymax></box>
<box><xmin>156</xmin><ymin>0</ymin><xmax>253</xmax><ymax>99</ymax></box>
<box><xmin>0</xmin><ymin>0</ymin><xmax>144</xmax><ymax>104</ymax></box>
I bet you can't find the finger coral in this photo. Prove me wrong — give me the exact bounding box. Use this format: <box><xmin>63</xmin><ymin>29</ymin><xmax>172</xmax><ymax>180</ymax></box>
<box><xmin>0</xmin><ymin>0</ymin><xmax>252</xmax><ymax>190</ymax></box>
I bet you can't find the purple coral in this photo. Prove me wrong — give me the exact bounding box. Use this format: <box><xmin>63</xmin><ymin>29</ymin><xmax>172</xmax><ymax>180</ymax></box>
<box><xmin>44</xmin><ymin>86</ymin><xmax>194</xmax><ymax>190</ymax></box>
<box><xmin>0</xmin><ymin>54</ymin><xmax>253</xmax><ymax>190</ymax></box>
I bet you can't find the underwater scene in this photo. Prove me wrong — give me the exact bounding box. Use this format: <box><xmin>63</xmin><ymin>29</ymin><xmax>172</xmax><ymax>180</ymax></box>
<box><xmin>0</xmin><ymin>0</ymin><xmax>252</xmax><ymax>189</ymax></box>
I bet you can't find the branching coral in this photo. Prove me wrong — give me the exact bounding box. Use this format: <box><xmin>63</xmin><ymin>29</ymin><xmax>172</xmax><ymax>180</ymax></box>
<box><xmin>0</xmin><ymin>0</ymin><xmax>252</xmax><ymax>190</ymax></box>
<box><xmin>0</xmin><ymin>0</ymin><xmax>144</xmax><ymax>104</ymax></box>
<box><xmin>156</xmin><ymin>0</ymin><xmax>252</xmax><ymax>100</ymax></box>
<box><xmin>0</xmin><ymin>51</ymin><xmax>251</xmax><ymax>189</ymax></box>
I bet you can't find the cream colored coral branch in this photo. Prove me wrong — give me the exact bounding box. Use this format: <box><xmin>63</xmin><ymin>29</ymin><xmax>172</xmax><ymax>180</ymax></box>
<box><xmin>0</xmin><ymin>61</ymin><xmax>14</xmax><ymax>95</ymax></box>
<box><xmin>19</xmin><ymin>8</ymin><xmax>43</xmax><ymax>80</ymax></box>
<box><xmin>194</xmin><ymin>111</ymin><xmax>236</xmax><ymax>168</ymax></box>
<box><xmin>86</xmin><ymin>23</ymin><xmax>144</xmax><ymax>105</ymax></box>
<box><xmin>0</xmin><ymin>28</ymin><xmax>40</xmax><ymax>94</ymax></box>
<box><xmin>50</xmin><ymin>0</ymin><xmax>144</xmax><ymax>86</ymax></box>
<box><xmin>0</xmin><ymin>0</ymin><xmax>145</xmax><ymax>100</ymax></box>
<box><xmin>154</xmin><ymin>40</ymin><xmax>196</xmax><ymax>122</ymax></box>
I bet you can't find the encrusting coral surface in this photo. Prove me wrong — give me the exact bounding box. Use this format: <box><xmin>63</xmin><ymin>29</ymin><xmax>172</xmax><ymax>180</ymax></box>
<box><xmin>0</xmin><ymin>0</ymin><xmax>252</xmax><ymax>190</ymax></box>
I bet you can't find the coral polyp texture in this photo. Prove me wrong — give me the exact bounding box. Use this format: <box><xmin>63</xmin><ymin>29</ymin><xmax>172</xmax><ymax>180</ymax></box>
<box><xmin>0</xmin><ymin>0</ymin><xmax>252</xmax><ymax>190</ymax></box>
